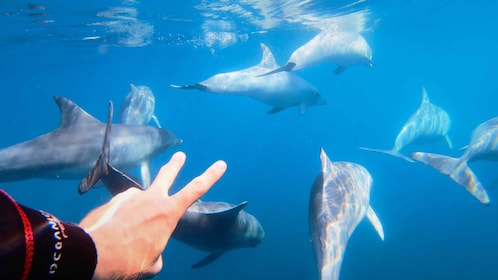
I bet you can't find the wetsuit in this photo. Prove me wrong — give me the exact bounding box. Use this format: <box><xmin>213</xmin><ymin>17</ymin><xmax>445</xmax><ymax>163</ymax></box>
<box><xmin>0</xmin><ymin>190</ymin><xmax>97</xmax><ymax>280</ymax></box>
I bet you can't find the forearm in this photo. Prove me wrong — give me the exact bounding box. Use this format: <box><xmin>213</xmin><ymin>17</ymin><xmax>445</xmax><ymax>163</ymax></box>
<box><xmin>0</xmin><ymin>190</ymin><xmax>97</xmax><ymax>280</ymax></box>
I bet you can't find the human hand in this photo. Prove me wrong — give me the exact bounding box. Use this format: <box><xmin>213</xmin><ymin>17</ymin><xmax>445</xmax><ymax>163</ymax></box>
<box><xmin>79</xmin><ymin>152</ymin><xmax>227</xmax><ymax>279</ymax></box>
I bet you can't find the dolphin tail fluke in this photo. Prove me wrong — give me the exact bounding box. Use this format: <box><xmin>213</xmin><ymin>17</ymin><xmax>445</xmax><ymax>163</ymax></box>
<box><xmin>411</xmin><ymin>152</ymin><xmax>490</xmax><ymax>204</ymax></box>
<box><xmin>79</xmin><ymin>101</ymin><xmax>113</xmax><ymax>195</ymax></box>
<box><xmin>256</xmin><ymin>62</ymin><xmax>296</xmax><ymax>77</ymax></box>
<box><xmin>192</xmin><ymin>252</ymin><xmax>225</xmax><ymax>269</ymax></box>
<box><xmin>359</xmin><ymin>147</ymin><xmax>415</xmax><ymax>163</ymax></box>
<box><xmin>170</xmin><ymin>83</ymin><xmax>208</xmax><ymax>91</ymax></box>
<box><xmin>366</xmin><ymin>206</ymin><xmax>384</xmax><ymax>241</ymax></box>
<box><xmin>79</xmin><ymin>101</ymin><xmax>143</xmax><ymax>196</ymax></box>
<box><xmin>151</xmin><ymin>114</ymin><xmax>162</xmax><ymax>128</ymax></box>
<box><xmin>444</xmin><ymin>135</ymin><xmax>453</xmax><ymax>149</ymax></box>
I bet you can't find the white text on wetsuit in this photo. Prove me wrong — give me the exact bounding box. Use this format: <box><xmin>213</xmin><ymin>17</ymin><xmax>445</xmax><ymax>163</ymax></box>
<box><xmin>40</xmin><ymin>211</ymin><xmax>68</xmax><ymax>275</ymax></box>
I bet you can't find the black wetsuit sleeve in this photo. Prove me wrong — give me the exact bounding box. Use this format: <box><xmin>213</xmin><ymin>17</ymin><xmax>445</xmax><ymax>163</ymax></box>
<box><xmin>0</xmin><ymin>190</ymin><xmax>97</xmax><ymax>280</ymax></box>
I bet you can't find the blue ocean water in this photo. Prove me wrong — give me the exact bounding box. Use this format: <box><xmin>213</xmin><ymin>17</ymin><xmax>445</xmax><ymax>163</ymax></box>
<box><xmin>1</xmin><ymin>0</ymin><xmax>498</xmax><ymax>279</ymax></box>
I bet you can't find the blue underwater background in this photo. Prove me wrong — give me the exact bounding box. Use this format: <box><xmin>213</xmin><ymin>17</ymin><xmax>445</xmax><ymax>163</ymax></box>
<box><xmin>1</xmin><ymin>0</ymin><xmax>498</xmax><ymax>279</ymax></box>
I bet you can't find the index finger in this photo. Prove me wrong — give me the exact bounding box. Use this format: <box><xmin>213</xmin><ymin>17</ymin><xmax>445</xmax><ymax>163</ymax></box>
<box><xmin>149</xmin><ymin>151</ymin><xmax>187</xmax><ymax>196</ymax></box>
<box><xmin>172</xmin><ymin>160</ymin><xmax>227</xmax><ymax>212</ymax></box>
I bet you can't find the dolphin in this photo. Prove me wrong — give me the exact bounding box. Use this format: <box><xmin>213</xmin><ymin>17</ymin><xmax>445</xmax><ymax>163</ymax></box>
<box><xmin>79</xmin><ymin>111</ymin><xmax>265</xmax><ymax>268</ymax></box>
<box><xmin>171</xmin><ymin>43</ymin><xmax>326</xmax><ymax>115</ymax></box>
<box><xmin>259</xmin><ymin>31</ymin><xmax>373</xmax><ymax>77</ymax></box>
<box><xmin>0</xmin><ymin>96</ymin><xmax>181</xmax><ymax>183</ymax></box>
<box><xmin>172</xmin><ymin>200</ymin><xmax>265</xmax><ymax>268</ymax></box>
<box><xmin>309</xmin><ymin>148</ymin><xmax>384</xmax><ymax>280</ymax></box>
<box><xmin>119</xmin><ymin>83</ymin><xmax>161</xmax><ymax>128</ymax></box>
<box><xmin>360</xmin><ymin>87</ymin><xmax>452</xmax><ymax>163</ymax></box>
<box><xmin>410</xmin><ymin>116</ymin><xmax>498</xmax><ymax>204</ymax></box>
<box><xmin>119</xmin><ymin>83</ymin><xmax>162</xmax><ymax>187</ymax></box>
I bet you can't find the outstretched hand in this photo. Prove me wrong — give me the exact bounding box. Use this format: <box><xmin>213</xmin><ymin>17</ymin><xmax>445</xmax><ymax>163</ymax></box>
<box><xmin>79</xmin><ymin>152</ymin><xmax>227</xmax><ymax>280</ymax></box>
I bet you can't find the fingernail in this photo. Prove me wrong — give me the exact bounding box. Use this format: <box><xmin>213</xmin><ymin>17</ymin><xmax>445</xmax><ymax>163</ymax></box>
<box><xmin>173</xmin><ymin>151</ymin><xmax>186</xmax><ymax>161</ymax></box>
<box><xmin>214</xmin><ymin>160</ymin><xmax>227</xmax><ymax>171</ymax></box>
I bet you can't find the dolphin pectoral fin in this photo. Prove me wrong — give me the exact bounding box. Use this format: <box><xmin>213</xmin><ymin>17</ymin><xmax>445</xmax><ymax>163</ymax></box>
<box><xmin>192</xmin><ymin>252</ymin><xmax>225</xmax><ymax>269</ymax></box>
<box><xmin>299</xmin><ymin>103</ymin><xmax>307</xmax><ymax>115</ymax></box>
<box><xmin>256</xmin><ymin>62</ymin><xmax>296</xmax><ymax>77</ymax></box>
<box><xmin>458</xmin><ymin>145</ymin><xmax>469</xmax><ymax>151</ymax></box>
<box><xmin>140</xmin><ymin>161</ymin><xmax>151</xmax><ymax>188</ymax></box>
<box><xmin>366</xmin><ymin>206</ymin><xmax>384</xmax><ymax>241</ymax></box>
<box><xmin>151</xmin><ymin>114</ymin><xmax>162</xmax><ymax>128</ymax></box>
<box><xmin>334</xmin><ymin>65</ymin><xmax>347</xmax><ymax>75</ymax></box>
<box><xmin>411</xmin><ymin>152</ymin><xmax>490</xmax><ymax>204</ymax></box>
<box><xmin>445</xmin><ymin>135</ymin><xmax>453</xmax><ymax>149</ymax></box>
<box><xmin>267</xmin><ymin>107</ymin><xmax>286</xmax><ymax>114</ymax></box>
<box><xmin>359</xmin><ymin>147</ymin><xmax>415</xmax><ymax>163</ymax></box>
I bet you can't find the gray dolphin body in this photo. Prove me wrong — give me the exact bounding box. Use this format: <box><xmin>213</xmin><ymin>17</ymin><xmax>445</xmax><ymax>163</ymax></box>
<box><xmin>309</xmin><ymin>149</ymin><xmax>384</xmax><ymax>280</ymax></box>
<box><xmin>79</xmin><ymin>112</ymin><xmax>264</xmax><ymax>268</ymax></box>
<box><xmin>172</xmin><ymin>200</ymin><xmax>265</xmax><ymax>268</ymax></box>
<box><xmin>360</xmin><ymin>87</ymin><xmax>452</xmax><ymax>162</ymax></box>
<box><xmin>119</xmin><ymin>83</ymin><xmax>162</xmax><ymax>187</ymax></box>
<box><xmin>171</xmin><ymin>43</ymin><xmax>326</xmax><ymax>115</ymax></box>
<box><xmin>411</xmin><ymin>116</ymin><xmax>498</xmax><ymax>204</ymax></box>
<box><xmin>0</xmin><ymin>96</ymin><xmax>180</xmax><ymax>183</ymax></box>
<box><xmin>260</xmin><ymin>31</ymin><xmax>373</xmax><ymax>77</ymax></box>
<box><xmin>119</xmin><ymin>83</ymin><xmax>161</xmax><ymax>127</ymax></box>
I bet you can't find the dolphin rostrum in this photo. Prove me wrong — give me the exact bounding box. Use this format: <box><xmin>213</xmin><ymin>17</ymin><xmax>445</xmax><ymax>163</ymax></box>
<box><xmin>119</xmin><ymin>83</ymin><xmax>162</xmax><ymax>187</ymax></box>
<box><xmin>79</xmin><ymin>112</ymin><xmax>265</xmax><ymax>268</ymax></box>
<box><xmin>259</xmin><ymin>31</ymin><xmax>373</xmax><ymax>77</ymax></box>
<box><xmin>0</xmin><ymin>96</ymin><xmax>181</xmax><ymax>183</ymax></box>
<box><xmin>171</xmin><ymin>43</ymin><xmax>326</xmax><ymax>115</ymax></box>
<box><xmin>309</xmin><ymin>148</ymin><xmax>384</xmax><ymax>280</ymax></box>
<box><xmin>360</xmin><ymin>87</ymin><xmax>452</xmax><ymax>162</ymax></box>
<box><xmin>410</xmin><ymin>116</ymin><xmax>498</xmax><ymax>204</ymax></box>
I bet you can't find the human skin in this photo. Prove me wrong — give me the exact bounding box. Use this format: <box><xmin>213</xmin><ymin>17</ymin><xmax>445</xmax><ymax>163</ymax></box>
<box><xmin>79</xmin><ymin>152</ymin><xmax>227</xmax><ymax>279</ymax></box>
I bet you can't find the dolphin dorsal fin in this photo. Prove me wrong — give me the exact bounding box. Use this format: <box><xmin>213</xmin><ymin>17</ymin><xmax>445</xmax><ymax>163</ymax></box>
<box><xmin>207</xmin><ymin>201</ymin><xmax>248</xmax><ymax>222</ymax></box>
<box><xmin>130</xmin><ymin>83</ymin><xmax>138</xmax><ymax>92</ymax></box>
<box><xmin>320</xmin><ymin>148</ymin><xmax>334</xmax><ymax>175</ymax></box>
<box><xmin>54</xmin><ymin>96</ymin><xmax>100</xmax><ymax>129</ymax></box>
<box><xmin>421</xmin><ymin>87</ymin><xmax>430</xmax><ymax>104</ymax></box>
<box><xmin>366</xmin><ymin>205</ymin><xmax>384</xmax><ymax>241</ymax></box>
<box><xmin>258</xmin><ymin>43</ymin><xmax>278</xmax><ymax>68</ymax></box>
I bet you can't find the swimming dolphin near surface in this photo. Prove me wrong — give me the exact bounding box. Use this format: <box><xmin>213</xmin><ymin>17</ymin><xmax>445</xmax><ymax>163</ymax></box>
<box><xmin>309</xmin><ymin>148</ymin><xmax>384</xmax><ymax>280</ymax></box>
<box><xmin>171</xmin><ymin>43</ymin><xmax>326</xmax><ymax>115</ymax></box>
<box><xmin>119</xmin><ymin>83</ymin><xmax>161</xmax><ymax>127</ymax></box>
<box><xmin>0</xmin><ymin>96</ymin><xmax>181</xmax><ymax>183</ymax></box>
<box><xmin>119</xmin><ymin>83</ymin><xmax>162</xmax><ymax>187</ymax></box>
<box><xmin>258</xmin><ymin>31</ymin><xmax>373</xmax><ymax>77</ymax></box>
<box><xmin>360</xmin><ymin>87</ymin><xmax>452</xmax><ymax>163</ymax></box>
<box><xmin>80</xmin><ymin>112</ymin><xmax>265</xmax><ymax>268</ymax></box>
<box><xmin>411</xmin><ymin>116</ymin><xmax>498</xmax><ymax>204</ymax></box>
